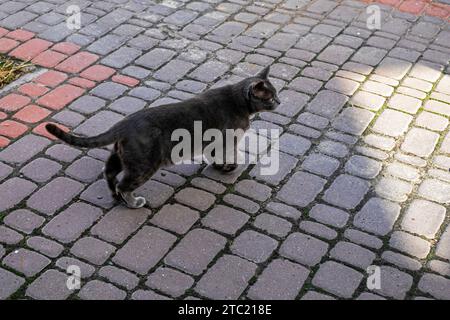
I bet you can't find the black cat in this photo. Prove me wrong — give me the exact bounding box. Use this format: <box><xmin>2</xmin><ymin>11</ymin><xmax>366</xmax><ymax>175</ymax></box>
<box><xmin>46</xmin><ymin>66</ymin><xmax>280</xmax><ymax>209</ymax></box>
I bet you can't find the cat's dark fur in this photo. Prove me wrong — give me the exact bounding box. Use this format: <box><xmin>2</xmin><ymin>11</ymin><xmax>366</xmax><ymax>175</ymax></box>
<box><xmin>46</xmin><ymin>66</ymin><xmax>280</xmax><ymax>209</ymax></box>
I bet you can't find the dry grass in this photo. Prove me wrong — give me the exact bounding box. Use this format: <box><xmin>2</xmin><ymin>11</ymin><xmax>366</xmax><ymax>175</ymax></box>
<box><xmin>0</xmin><ymin>55</ymin><xmax>32</xmax><ymax>89</ymax></box>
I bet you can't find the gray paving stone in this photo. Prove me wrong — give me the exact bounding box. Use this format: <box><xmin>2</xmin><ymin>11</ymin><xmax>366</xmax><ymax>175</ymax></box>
<box><xmin>45</xmin><ymin>144</ymin><xmax>81</xmax><ymax>163</ymax></box>
<box><xmin>277</xmin><ymin>171</ymin><xmax>326</xmax><ymax>207</ymax></box>
<box><xmin>306</xmin><ymin>90</ymin><xmax>348</xmax><ymax>118</ymax></box>
<box><xmin>323</xmin><ymin>174</ymin><xmax>369</xmax><ymax>209</ymax></box>
<box><xmin>113</xmin><ymin>226</ymin><xmax>176</xmax><ymax>275</ymax></box>
<box><xmin>279</xmin><ymin>232</ymin><xmax>328</xmax><ymax>266</ymax></box>
<box><xmin>401</xmin><ymin>200</ymin><xmax>446</xmax><ymax>239</ymax></box>
<box><xmin>331</xmin><ymin>107</ymin><xmax>374</xmax><ymax>136</ymax></box>
<box><xmin>4</xmin><ymin>209</ymin><xmax>44</xmax><ymax>234</ymax></box>
<box><xmin>26</xmin><ymin>270</ymin><xmax>72</xmax><ymax>300</ymax></box>
<box><xmin>312</xmin><ymin>261</ymin><xmax>363</xmax><ymax>298</ymax></box>
<box><xmin>248</xmin><ymin>258</ymin><xmax>309</xmax><ymax>300</ymax></box>
<box><xmin>301</xmin><ymin>153</ymin><xmax>340</xmax><ymax>177</ymax></box>
<box><xmin>372</xmin><ymin>266</ymin><xmax>413</xmax><ymax>299</ymax></box>
<box><xmin>0</xmin><ymin>135</ymin><xmax>50</xmax><ymax>165</ymax></box>
<box><xmin>174</xmin><ymin>187</ymin><xmax>215</xmax><ymax>211</ymax></box>
<box><xmin>289</xmin><ymin>76</ymin><xmax>323</xmax><ymax>95</ymax></box>
<box><xmin>146</xmin><ymin>267</ymin><xmax>194</xmax><ymax>298</ymax></box>
<box><xmin>354</xmin><ymin>197</ymin><xmax>401</xmax><ymax>236</ymax></box>
<box><xmin>0</xmin><ymin>226</ymin><xmax>23</xmax><ymax>245</ymax></box>
<box><xmin>350</xmin><ymin>91</ymin><xmax>385</xmax><ymax>111</ymax></box>
<box><xmin>0</xmin><ymin>267</ymin><xmax>24</xmax><ymax>299</ymax></box>
<box><xmin>389</xmin><ymin>231</ymin><xmax>430</xmax><ymax>259</ymax></box>
<box><xmin>190</xmin><ymin>60</ymin><xmax>228</xmax><ymax>82</ymax></box>
<box><xmin>3</xmin><ymin>248</ymin><xmax>51</xmax><ymax>277</ymax></box>
<box><xmin>150</xmin><ymin>203</ymin><xmax>199</xmax><ymax>235</ymax></box>
<box><xmin>70</xmin><ymin>236</ymin><xmax>116</xmax><ymax>265</ymax></box>
<box><xmin>20</xmin><ymin>158</ymin><xmax>61</xmax><ymax>183</ymax></box>
<box><xmin>375</xmin><ymin>177</ymin><xmax>413</xmax><ymax>202</ymax></box>
<box><xmin>42</xmin><ymin>202</ymin><xmax>102</xmax><ymax>243</ymax></box>
<box><xmin>108</xmin><ymin>96</ymin><xmax>146</xmax><ymax>115</ymax></box>
<box><xmin>309</xmin><ymin>204</ymin><xmax>349</xmax><ymax>228</ymax></box>
<box><xmin>65</xmin><ymin>156</ymin><xmax>104</xmax><ymax>183</ymax></box>
<box><xmin>372</xmin><ymin>109</ymin><xmax>413</xmax><ymax>137</ymax></box>
<box><xmin>231</xmin><ymin>230</ymin><xmax>278</xmax><ymax>263</ymax></box>
<box><xmin>165</xmin><ymin>228</ymin><xmax>226</xmax><ymax>276</ymax></box>
<box><xmin>418</xmin><ymin>273</ymin><xmax>450</xmax><ymax>300</ymax></box>
<box><xmin>79</xmin><ymin>280</ymin><xmax>126</xmax><ymax>300</ymax></box>
<box><xmin>388</xmin><ymin>94</ymin><xmax>422</xmax><ymax>114</ymax></box>
<box><xmin>90</xmin><ymin>82</ymin><xmax>128</xmax><ymax>100</ymax></box>
<box><xmin>401</xmin><ymin>128</ymin><xmax>439</xmax><ymax>157</ymax></box>
<box><xmin>26</xmin><ymin>236</ymin><xmax>64</xmax><ymax>258</ymax></box>
<box><xmin>317</xmin><ymin>140</ymin><xmax>349</xmax><ymax>158</ymax></box>
<box><xmin>27</xmin><ymin>177</ymin><xmax>84</xmax><ymax>215</ymax></box>
<box><xmin>98</xmin><ymin>266</ymin><xmax>139</xmax><ymax>291</ymax></box>
<box><xmin>352</xmin><ymin>46</ymin><xmax>387</xmax><ymax>66</ymax></box>
<box><xmin>375</xmin><ymin>57</ymin><xmax>412</xmax><ymax>80</ymax></box>
<box><xmin>330</xmin><ymin>241</ymin><xmax>376</xmax><ymax>269</ymax></box>
<box><xmin>55</xmin><ymin>256</ymin><xmax>95</xmax><ymax>279</ymax></box>
<box><xmin>344</xmin><ymin>155</ymin><xmax>382</xmax><ymax>179</ymax></box>
<box><xmin>195</xmin><ymin>254</ymin><xmax>257</xmax><ymax>299</ymax></box>
<box><xmin>0</xmin><ymin>178</ymin><xmax>37</xmax><ymax>212</ymax></box>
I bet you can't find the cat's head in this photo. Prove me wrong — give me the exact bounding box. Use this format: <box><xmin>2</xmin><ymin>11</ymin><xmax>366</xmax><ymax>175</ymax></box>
<box><xmin>247</xmin><ymin>66</ymin><xmax>280</xmax><ymax>113</ymax></box>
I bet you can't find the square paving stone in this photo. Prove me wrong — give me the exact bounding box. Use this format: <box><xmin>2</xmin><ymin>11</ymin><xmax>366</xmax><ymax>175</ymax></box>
<box><xmin>323</xmin><ymin>174</ymin><xmax>369</xmax><ymax>210</ymax></box>
<box><xmin>0</xmin><ymin>267</ymin><xmax>25</xmax><ymax>299</ymax></box>
<box><xmin>150</xmin><ymin>203</ymin><xmax>199</xmax><ymax>235</ymax></box>
<box><xmin>247</xmin><ymin>259</ymin><xmax>309</xmax><ymax>300</ymax></box>
<box><xmin>69</xmin><ymin>95</ymin><xmax>106</xmax><ymax>115</ymax></box>
<box><xmin>231</xmin><ymin>230</ymin><xmax>278</xmax><ymax>263</ymax></box>
<box><xmin>401</xmin><ymin>128</ymin><xmax>439</xmax><ymax>158</ymax></box>
<box><xmin>371</xmin><ymin>266</ymin><xmax>413</xmax><ymax>299</ymax></box>
<box><xmin>113</xmin><ymin>226</ymin><xmax>177</xmax><ymax>275</ymax></box>
<box><xmin>353</xmin><ymin>197</ymin><xmax>401</xmax><ymax>236</ymax></box>
<box><xmin>277</xmin><ymin>171</ymin><xmax>326</xmax><ymax>207</ymax></box>
<box><xmin>26</xmin><ymin>270</ymin><xmax>72</xmax><ymax>300</ymax></box>
<box><xmin>0</xmin><ymin>177</ymin><xmax>37</xmax><ymax>212</ymax></box>
<box><xmin>372</xmin><ymin>109</ymin><xmax>413</xmax><ymax>137</ymax></box>
<box><xmin>194</xmin><ymin>254</ymin><xmax>257</xmax><ymax>299</ymax></box>
<box><xmin>312</xmin><ymin>261</ymin><xmax>363</xmax><ymax>298</ymax></box>
<box><xmin>165</xmin><ymin>228</ymin><xmax>226</xmax><ymax>276</ymax></box>
<box><xmin>201</xmin><ymin>205</ymin><xmax>249</xmax><ymax>235</ymax></box>
<box><xmin>401</xmin><ymin>199</ymin><xmax>446</xmax><ymax>239</ymax></box>
<box><xmin>145</xmin><ymin>267</ymin><xmax>194</xmax><ymax>298</ymax></box>
<box><xmin>331</xmin><ymin>107</ymin><xmax>374</xmax><ymax>136</ymax></box>
<box><xmin>301</xmin><ymin>153</ymin><xmax>340</xmax><ymax>177</ymax></box>
<box><xmin>70</xmin><ymin>236</ymin><xmax>116</xmax><ymax>265</ymax></box>
<box><xmin>279</xmin><ymin>232</ymin><xmax>329</xmax><ymax>266</ymax></box>
<box><xmin>65</xmin><ymin>156</ymin><xmax>104</xmax><ymax>183</ymax></box>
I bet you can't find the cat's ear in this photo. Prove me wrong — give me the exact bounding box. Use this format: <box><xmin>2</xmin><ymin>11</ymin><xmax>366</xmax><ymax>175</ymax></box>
<box><xmin>251</xmin><ymin>80</ymin><xmax>272</xmax><ymax>99</ymax></box>
<box><xmin>257</xmin><ymin>66</ymin><xmax>270</xmax><ymax>79</ymax></box>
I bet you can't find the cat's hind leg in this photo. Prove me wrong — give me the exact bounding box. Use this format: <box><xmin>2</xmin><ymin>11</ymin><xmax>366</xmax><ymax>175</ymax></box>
<box><xmin>104</xmin><ymin>152</ymin><xmax>122</xmax><ymax>200</ymax></box>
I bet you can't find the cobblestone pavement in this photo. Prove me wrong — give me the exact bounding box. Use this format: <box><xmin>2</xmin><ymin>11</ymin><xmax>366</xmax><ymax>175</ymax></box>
<box><xmin>0</xmin><ymin>0</ymin><xmax>450</xmax><ymax>300</ymax></box>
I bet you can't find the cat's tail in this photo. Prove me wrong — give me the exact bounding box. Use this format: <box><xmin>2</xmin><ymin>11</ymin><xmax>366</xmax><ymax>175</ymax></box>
<box><xmin>45</xmin><ymin>123</ymin><xmax>118</xmax><ymax>148</ymax></box>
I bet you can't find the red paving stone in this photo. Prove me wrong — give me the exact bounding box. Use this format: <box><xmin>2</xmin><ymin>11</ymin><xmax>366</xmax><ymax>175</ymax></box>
<box><xmin>80</xmin><ymin>65</ymin><xmax>116</xmax><ymax>81</ymax></box>
<box><xmin>55</xmin><ymin>52</ymin><xmax>99</xmax><ymax>73</ymax></box>
<box><xmin>10</xmin><ymin>38</ymin><xmax>52</xmax><ymax>61</ymax></box>
<box><xmin>18</xmin><ymin>83</ymin><xmax>50</xmax><ymax>98</ymax></box>
<box><xmin>13</xmin><ymin>105</ymin><xmax>51</xmax><ymax>123</ymax></box>
<box><xmin>0</xmin><ymin>94</ymin><xmax>31</xmax><ymax>112</ymax></box>
<box><xmin>0</xmin><ymin>136</ymin><xmax>10</xmax><ymax>148</ymax></box>
<box><xmin>0</xmin><ymin>120</ymin><xmax>28</xmax><ymax>138</ymax></box>
<box><xmin>0</xmin><ymin>38</ymin><xmax>19</xmax><ymax>53</ymax></box>
<box><xmin>399</xmin><ymin>0</ymin><xmax>427</xmax><ymax>14</ymax></box>
<box><xmin>35</xmin><ymin>71</ymin><xmax>68</xmax><ymax>87</ymax></box>
<box><xmin>0</xmin><ymin>27</ymin><xmax>8</xmax><ymax>37</ymax></box>
<box><xmin>6</xmin><ymin>29</ymin><xmax>34</xmax><ymax>41</ymax></box>
<box><xmin>426</xmin><ymin>3</ymin><xmax>450</xmax><ymax>18</ymax></box>
<box><xmin>52</xmin><ymin>42</ymin><xmax>81</xmax><ymax>55</ymax></box>
<box><xmin>32</xmin><ymin>50</ymin><xmax>67</xmax><ymax>68</ymax></box>
<box><xmin>68</xmin><ymin>77</ymin><xmax>96</xmax><ymax>89</ymax></box>
<box><xmin>33</xmin><ymin>122</ymin><xmax>68</xmax><ymax>140</ymax></box>
<box><xmin>112</xmin><ymin>75</ymin><xmax>139</xmax><ymax>87</ymax></box>
<box><xmin>36</xmin><ymin>84</ymin><xmax>85</xmax><ymax>110</ymax></box>
<box><xmin>0</xmin><ymin>111</ymin><xmax>6</xmax><ymax>120</ymax></box>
